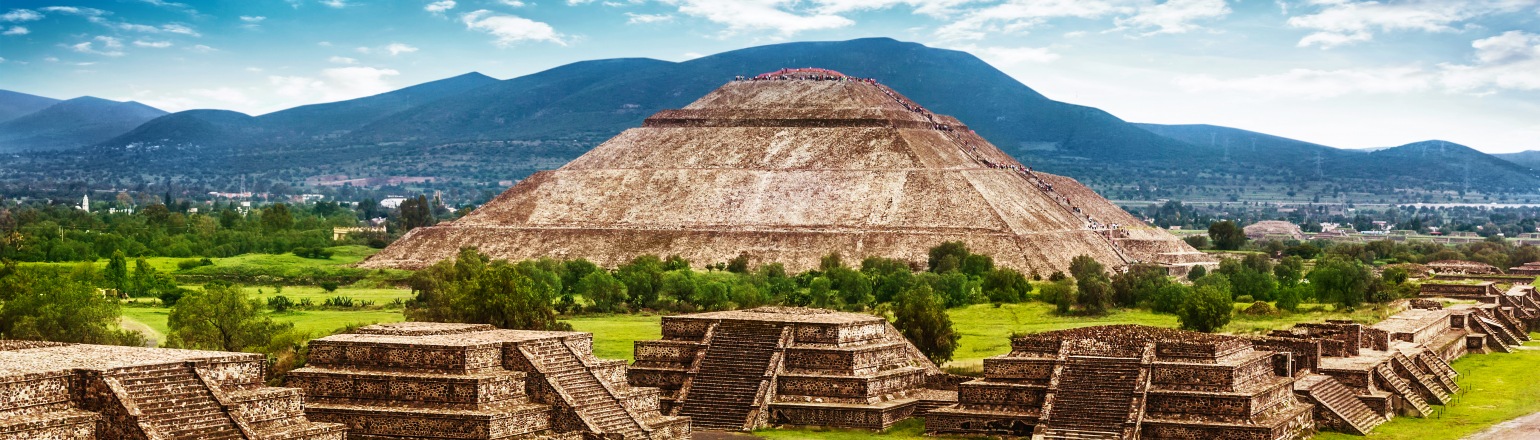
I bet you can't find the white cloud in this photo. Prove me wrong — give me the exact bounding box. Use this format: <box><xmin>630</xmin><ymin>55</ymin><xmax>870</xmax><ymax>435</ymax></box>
<box><xmin>425</xmin><ymin>0</ymin><xmax>457</xmax><ymax>14</ymax></box>
<box><xmin>385</xmin><ymin>42</ymin><xmax>419</xmax><ymax>55</ymax></box>
<box><xmin>134</xmin><ymin>40</ymin><xmax>172</xmax><ymax>48</ymax></box>
<box><xmin>329</xmin><ymin>55</ymin><xmax>358</xmax><ymax>64</ymax></box>
<box><xmin>681</xmin><ymin>51</ymin><xmax>704</xmax><ymax>59</ymax></box>
<box><xmin>1439</xmin><ymin>30</ymin><xmax>1540</xmax><ymax>93</ymax></box>
<box><xmin>1174</xmin><ymin>67</ymin><xmax>1432</xmax><ymax>99</ymax></box>
<box><xmin>1288</xmin><ymin>0</ymin><xmax>1537</xmax><ymax>49</ymax></box>
<box><xmin>498</xmin><ymin>0</ymin><xmax>527</xmax><ymax>6</ymax></box>
<box><xmin>320</xmin><ymin>0</ymin><xmax>349</xmax><ymax>8</ymax></box>
<box><xmin>240</xmin><ymin>15</ymin><xmax>266</xmax><ymax>22</ymax></box>
<box><xmin>270</xmin><ymin>66</ymin><xmax>401</xmax><ymax>101</ymax></box>
<box><xmin>812</xmin><ymin>0</ymin><xmax>974</xmax><ymax>17</ymax></box>
<box><xmin>355</xmin><ymin>46</ymin><xmax>372</xmax><ymax>53</ymax></box>
<box><xmin>189</xmin><ymin>87</ymin><xmax>252</xmax><ymax>105</ymax></box>
<box><xmin>71</xmin><ymin>36</ymin><xmax>127</xmax><ymax>57</ymax></box>
<box><xmin>3</xmin><ymin>26</ymin><xmax>27</xmax><ymax>35</ymax></box>
<box><xmin>935</xmin><ymin>0</ymin><xmax>1137</xmax><ymax>41</ymax></box>
<box><xmin>160</xmin><ymin>23</ymin><xmax>199</xmax><ymax>36</ymax></box>
<box><xmin>625</xmin><ymin>12</ymin><xmax>673</xmax><ymax>24</ymax></box>
<box><xmin>956</xmin><ymin>44</ymin><xmax>1061</xmax><ymax>65</ymax></box>
<box><xmin>1114</xmin><ymin>0</ymin><xmax>1230</xmax><ymax>35</ymax></box>
<box><xmin>1</xmin><ymin>9</ymin><xmax>43</xmax><ymax>22</ymax></box>
<box><xmin>460</xmin><ymin>9</ymin><xmax>566</xmax><ymax>46</ymax></box>
<box><xmin>189</xmin><ymin>44</ymin><xmax>216</xmax><ymax>52</ymax></box>
<box><xmin>663</xmin><ymin>0</ymin><xmax>853</xmax><ymax>36</ymax></box>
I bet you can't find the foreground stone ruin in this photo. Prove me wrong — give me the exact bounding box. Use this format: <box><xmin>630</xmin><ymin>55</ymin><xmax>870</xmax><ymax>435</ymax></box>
<box><xmin>926</xmin><ymin>325</ymin><xmax>1315</xmax><ymax>440</ymax></box>
<box><xmin>0</xmin><ymin>340</ymin><xmax>342</xmax><ymax>440</ymax></box>
<box><xmin>362</xmin><ymin>68</ymin><xmax>1209</xmax><ymax>275</ymax></box>
<box><xmin>286</xmin><ymin>322</ymin><xmax>688</xmax><ymax>440</ymax></box>
<box><xmin>627</xmin><ymin>307</ymin><xmax>956</xmax><ymax>431</ymax></box>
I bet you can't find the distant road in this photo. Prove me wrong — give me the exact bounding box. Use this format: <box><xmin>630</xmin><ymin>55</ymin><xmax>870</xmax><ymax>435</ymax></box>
<box><xmin>120</xmin><ymin>316</ymin><xmax>161</xmax><ymax>347</ymax></box>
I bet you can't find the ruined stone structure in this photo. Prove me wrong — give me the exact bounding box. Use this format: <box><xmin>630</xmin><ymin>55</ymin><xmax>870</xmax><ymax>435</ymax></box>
<box><xmin>286</xmin><ymin>322</ymin><xmax>688</xmax><ymax>440</ymax></box>
<box><xmin>1426</xmin><ymin>260</ymin><xmax>1502</xmax><ymax>275</ymax></box>
<box><xmin>627</xmin><ymin>307</ymin><xmax>955</xmax><ymax>432</ymax></box>
<box><xmin>361</xmin><ymin>69</ymin><xmax>1208</xmax><ymax>276</ymax></box>
<box><xmin>1254</xmin><ymin>296</ymin><xmax>1536</xmax><ymax>437</ymax></box>
<box><xmin>1244</xmin><ymin>221</ymin><xmax>1306</xmax><ymax>241</ymax></box>
<box><xmin>1509</xmin><ymin>262</ymin><xmax>1540</xmax><ymax>275</ymax></box>
<box><xmin>0</xmin><ymin>340</ymin><xmax>343</xmax><ymax>440</ymax></box>
<box><xmin>926</xmin><ymin>325</ymin><xmax>1315</xmax><ymax>440</ymax></box>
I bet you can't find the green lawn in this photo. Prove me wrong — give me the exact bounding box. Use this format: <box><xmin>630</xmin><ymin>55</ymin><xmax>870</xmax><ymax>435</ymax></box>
<box><xmin>754</xmin><ymin>419</ymin><xmax>968</xmax><ymax>439</ymax></box>
<box><xmin>1315</xmin><ymin>335</ymin><xmax>1540</xmax><ymax>440</ymax></box>
<box><xmin>564</xmin><ymin>314</ymin><xmax>664</xmax><ymax>362</ymax></box>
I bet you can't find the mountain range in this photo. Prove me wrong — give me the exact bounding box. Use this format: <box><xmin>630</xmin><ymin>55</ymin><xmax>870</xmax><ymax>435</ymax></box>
<box><xmin>2</xmin><ymin>37</ymin><xmax>1536</xmax><ymax>196</ymax></box>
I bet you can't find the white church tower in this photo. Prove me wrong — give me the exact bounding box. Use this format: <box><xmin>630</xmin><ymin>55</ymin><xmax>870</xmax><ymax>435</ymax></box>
<box><xmin>80</xmin><ymin>193</ymin><xmax>89</xmax><ymax>211</ymax></box>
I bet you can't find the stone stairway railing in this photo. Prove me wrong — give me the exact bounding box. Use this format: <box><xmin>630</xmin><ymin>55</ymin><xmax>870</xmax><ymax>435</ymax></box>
<box><xmin>677</xmin><ymin>320</ymin><xmax>787</xmax><ymax>431</ymax></box>
<box><xmin>748</xmin><ymin>325</ymin><xmax>794</xmax><ymax>429</ymax></box>
<box><xmin>1373</xmin><ymin>363</ymin><xmax>1432</xmax><ymax>417</ymax></box>
<box><xmin>670</xmin><ymin>322</ymin><xmax>718</xmax><ymax>416</ymax></box>
<box><xmin>1298</xmin><ymin>375</ymin><xmax>1385</xmax><ymax>435</ymax></box>
<box><xmin>1476</xmin><ymin>315</ymin><xmax>1522</xmax><ymax>348</ymax></box>
<box><xmin>111</xmin><ymin>363</ymin><xmax>244</xmax><ymax>440</ymax></box>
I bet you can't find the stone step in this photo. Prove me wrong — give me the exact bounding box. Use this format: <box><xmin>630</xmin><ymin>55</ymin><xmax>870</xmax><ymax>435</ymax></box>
<box><xmin>1375</xmin><ymin>364</ymin><xmax>1432</xmax><ymax>417</ymax></box>
<box><xmin>1302</xmin><ymin>375</ymin><xmax>1385</xmax><ymax>435</ymax></box>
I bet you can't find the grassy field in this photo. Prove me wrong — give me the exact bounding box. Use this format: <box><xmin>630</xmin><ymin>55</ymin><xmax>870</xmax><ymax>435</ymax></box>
<box><xmin>565</xmin><ymin>314</ymin><xmax>664</xmax><ymax>361</ymax></box>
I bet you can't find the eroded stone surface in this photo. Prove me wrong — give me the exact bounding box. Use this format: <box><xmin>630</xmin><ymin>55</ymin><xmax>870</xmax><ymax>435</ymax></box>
<box><xmin>360</xmin><ymin>73</ymin><xmax>1206</xmax><ymax>275</ymax></box>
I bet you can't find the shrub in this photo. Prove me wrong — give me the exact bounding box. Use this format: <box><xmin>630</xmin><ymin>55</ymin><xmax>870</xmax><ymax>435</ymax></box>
<box><xmin>267</xmin><ymin>295</ymin><xmax>293</xmax><ymax>313</ymax></box>
<box><xmin>1178</xmin><ymin>284</ymin><xmax>1233</xmax><ymax>333</ymax></box>
<box><xmin>1242</xmin><ymin>301</ymin><xmax>1277</xmax><ymax>316</ymax></box>
<box><xmin>319</xmin><ymin>281</ymin><xmax>339</xmax><ymax>292</ymax></box>
<box><xmin>1236</xmin><ymin>295</ymin><xmax>1254</xmax><ymax>303</ymax></box>
<box><xmin>324</xmin><ymin>296</ymin><xmax>356</xmax><ymax>308</ymax></box>
<box><xmin>158</xmin><ymin>288</ymin><xmax>186</xmax><ymax>307</ymax></box>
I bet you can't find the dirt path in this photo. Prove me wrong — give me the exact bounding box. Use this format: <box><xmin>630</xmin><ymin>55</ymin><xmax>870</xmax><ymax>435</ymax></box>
<box><xmin>119</xmin><ymin>316</ymin><xmax>161</xmax><ymax>347</ymax></box>
<box><xmin>1463</xmin><ymin>411</ymin><xmax>1540</xmax><ymax>440</ymax></box>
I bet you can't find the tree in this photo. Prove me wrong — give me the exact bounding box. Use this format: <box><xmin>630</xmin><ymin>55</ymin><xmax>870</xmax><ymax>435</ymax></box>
<box><xmin>260</xmin><ymin>203</ymin><xmax>294</xmax><ymax>232</ymax></box>
<box><xmin>1039</xmin><ymin>278</ymin><xmax>1075</xmax><ymax>314</ymax></box>
<box><xmin>1274</xmin><ymin>256</ymin><xmax>1305</xmax><ymax>287</ymax></box>
<box><xmin>827</xmin><ymin>267</ymin><xmax>874</xmax><ymax>311</ymax></box>
<box><xmin>1183</xmin><ymin>235</ymin><xmax>1209</xmax><ymax>249</ymax></box>
<box><xmin>1069</xmin><ymin>255</ymin><xmax>1111</xmax><ymax>315</ymax></box>
<box><xmin>1208</xmin><ymin>221</ymin><xmax>1247</xmax><ymax>250</ymax></box>
<box><xmin>1307</xmin><ymin>256</ymin><xmax>1373</xmax><ymax>308</ymax></box>
<box><xmin>0</xmin><ymin>267</ymin><xmax>144</xmax><ymax>346</ymax></box>
<box><xmin>961</xmin><ymin>254</ymin><xmax>994</xmax><ymax>278</ymax></box>
<box><xmin>928</xmin><ymin>241</ymin><xmax>970</xmax><ymax>273</ymax></box>
<box><xmin>577</xmin><ymin>270</ymin><xmax>629</xmax><ymax>313</ymax></box>
<box><xmin>1068</xmin><ymin>255</ymin><xmax>1106</xmax><ymax>283</ymax></box>
<box><xmin>405</xmin><ymin>248</ymin><xmax>571</xmax><ymax>331</ymax></box>
<box><xmin>1111</xmin><ymin>264</ymin><xmax>1170</xmax><ymax>307</ymax></box>
<box><xmin>398</xmin><ymin>195</ymin><xmax>434</xmax><ymax>232</ymax></box>
<box><xmin>616</xmin><ymin>255</ymin><xmax>665</xmax><ymax>308</ymax></box>
<box><xmin>166</xmin><ymin>283</ymin><xmax>292</xmax><ymax>352</ymax></box>
<box><xmin>893</xmin><ymin>283</ymin><xmax>960</xmax><ymax>365</ymax></box>
<box><xmin>1150</xmin><ymin>283</ymin><xmax>1192</xmax><ymax>314</ymax></box>
<box><xmin>982</xmin><ymin>267</ymin><xmax>1032</xmax><ymax>303</ymax></box>
<box><xmin>105</xmin><ymin>250</ymin><xmax>129</xmax><ymax>293</ymax></box>
<box><xmin>1186</xmin><ymin>265</ymin><xmax>1208</xmax><ymax>281</ymax></box>
<box><xmin>726</xmin><ymin>253</ymin><xmax>751</xmax><ymax>274</ymax></box>
<box><xmin>1178</xmin><ymin>284</ymin><xmax>1233</xmax><ymax>333</ymax></box>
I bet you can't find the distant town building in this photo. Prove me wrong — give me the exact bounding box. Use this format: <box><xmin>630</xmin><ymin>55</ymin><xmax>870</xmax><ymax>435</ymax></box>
<box><xmin>332</xmin><ymin>226</ymin><xmax>386</xmax><ymax>241</ymax></box>
<box><xmin>379</xmin><ymin>196</ymin><xmax>407</xmax><ymax>209</ymax></box>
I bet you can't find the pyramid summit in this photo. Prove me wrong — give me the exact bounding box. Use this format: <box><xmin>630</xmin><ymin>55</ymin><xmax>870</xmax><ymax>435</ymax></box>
<box><xmin>362</xmin><ymin>68</ymin><xmax>1209</xmax><ymax>274</ymax></box>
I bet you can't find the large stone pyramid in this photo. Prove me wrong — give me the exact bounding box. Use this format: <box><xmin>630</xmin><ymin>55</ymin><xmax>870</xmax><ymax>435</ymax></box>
<box><xmin>363</xmin><ymin>68</ymin><xmax>1208</xmax><ymax>274</ymax></box>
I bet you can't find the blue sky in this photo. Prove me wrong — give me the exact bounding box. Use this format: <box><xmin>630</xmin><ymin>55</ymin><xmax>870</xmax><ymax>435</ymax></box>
<box><xmin>2</xmin><ymin>0</ymin><xmax>1538</xmax><ymax>153</ymax></box>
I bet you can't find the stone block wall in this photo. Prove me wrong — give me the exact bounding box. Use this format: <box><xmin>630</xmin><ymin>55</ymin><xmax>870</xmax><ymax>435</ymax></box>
<box><xmin>309</xmin><ymin>340</ymin><xmax>505</xmax><ymax>374</ymax></box>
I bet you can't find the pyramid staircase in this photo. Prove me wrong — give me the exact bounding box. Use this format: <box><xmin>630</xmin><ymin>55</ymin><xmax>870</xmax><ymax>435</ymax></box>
<box><xmin>1038</xmin><ymin>355</ymin><xmax>1149</xmax><ymax>440</ymax></box>
<box><xmin>522</xmin><ymin>339</ymin><xmax>649</xmax><ymax>439</ymax></box>
<box><xmin>1473</xmin><ymin>316</ymin><xmax>1521</xmax><ymax>350</ymax></box>
<box><xmin>110</xmin><ymin>363</ymin><xmax>244</xmax><ymax>440</ymax></box>
<box><xmin>1390</xmin><ymin>352</ymin><xmax>1453</xmax><ymax>405</ymax></box>
<box><xmin>1372</xmin><ymin>363</ymin><xmax>1432</xmax><ymax>417</ymax></box>
<box><xmin>1415</xmin><ymin>351</ymin><xmax>1460</xmax><ymax>394</ymax></box>
<box><xmin>677</xmin><ymin>320</ymin><xmax>789</xmax><ymax>431</ymax></box>
<box><xmin>1297</xmin><ymin>374</ymin><xmax>1386</xmax><ymax>435</ymax></box>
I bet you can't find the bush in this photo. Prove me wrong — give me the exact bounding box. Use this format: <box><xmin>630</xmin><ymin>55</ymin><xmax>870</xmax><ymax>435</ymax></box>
<box><xmin>323</xmin><ymin>296</ymin><xmax>356</xmax><ymax>308</ymax></box>
<box><xmin>267</xmin><ymin>295</ymin><xmax>293</xmax><ymax>312</ymax></box>
<box><xmin>292</xmin><ymin>247</ymin><xmax>334</xmax><ymax>259</ymax></box>
<box><xmin>1236</xmin><ymin>295</ymin><xmax>1254</xmax><ymax>303</ymax></box>
<box><xmin>1242</xmin><ymin>301</ymin><xmax>1277</xmax><ymax>316</ymax></box>
<box><xmin>177</xmin><ymin>258</ymin><xmax>214</xmax><ymax>270</ymax></box>
<box><xmin>158</xmin><ymin>288</ymin><xmax>186</xmax><ymax>308</ymax></box>
<box><xmin>1178</xmin><ymin>284</ymin><xmax>1233</xmax><ymax>333</ymax></box>
<box><xmin>319</xmin><ymin>281</ymin><xmax>339</xmax><ymax>292</ymax></box>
